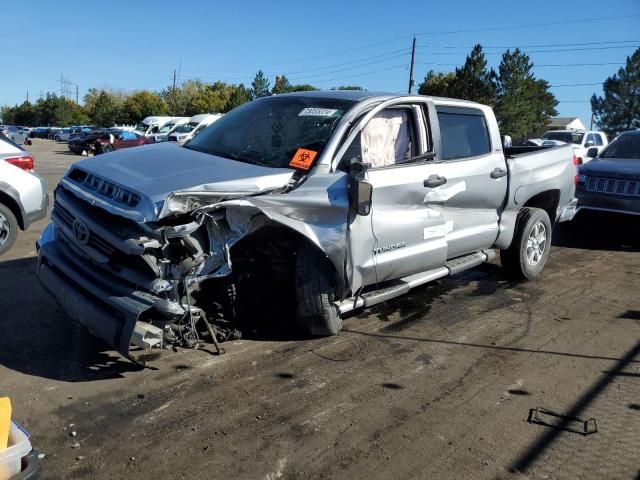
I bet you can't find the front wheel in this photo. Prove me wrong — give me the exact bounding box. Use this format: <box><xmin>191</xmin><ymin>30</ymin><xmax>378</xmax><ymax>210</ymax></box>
<box><xmin>501</xmin><ymin>207</ymin><xmax>552</xmax><ymax>280</ymax></box>
<box><xmin>0</xmin><ymin>203</ymin><xmax>19</xmax><ymax>256</ymax></box>
<box><xmin>295</xmin><ymin>243</ymin><xmax>342</xmax><ymax>336</ymax></box>
<box><xmin>54</xmin><ymin>135</ymin><xmax>60</xmax><ymax>142</ymax></box>
<box><xmin>102</xmin><ymin>144</ymin><xmax>114</xmax><ymax>154</ymax></box>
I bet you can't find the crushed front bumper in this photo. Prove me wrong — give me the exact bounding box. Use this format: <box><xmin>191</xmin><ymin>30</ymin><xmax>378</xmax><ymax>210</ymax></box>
<box><xmin>36</xmin><ymin>223</ymin><xmax>159</xmax><ymax>359</ymax></box>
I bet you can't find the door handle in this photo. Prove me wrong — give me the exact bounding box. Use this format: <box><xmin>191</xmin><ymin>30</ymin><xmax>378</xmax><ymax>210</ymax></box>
<box><xmin>424</xmin><ymin>175</ymin><xmax>447</xmax><ymax>188</ymax></box>
<box><xmin>490</xmin><ymin>167</ymin><xmax>507</xmax><ymax>179</ymax></box>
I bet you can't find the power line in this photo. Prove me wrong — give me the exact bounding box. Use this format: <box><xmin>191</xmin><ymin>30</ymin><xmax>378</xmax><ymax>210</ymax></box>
<box><xmin>550</xmin><ymin>82</ymin><xmax>602</xmax><ymax>87</ymax></box>
<box><xmin>308</xmin><ymin>63</ymin><xmax>409</xmax><ymax>85</ymax></box>
<box><xmin>414</xmin><ymin>13</ymin><xmax>640</xmax><ymax>36</ymax></box>
<box><xmin>417</xmin><ymin>44</ymin><xmax>638</xmax><ymax>55</ymax></box>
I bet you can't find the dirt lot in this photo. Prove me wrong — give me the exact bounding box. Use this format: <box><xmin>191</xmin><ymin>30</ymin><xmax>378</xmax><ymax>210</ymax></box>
<box><xmin>1</xmin><ymin>139</ymin><xmax>639</xmax><ymax>480</ymax></box>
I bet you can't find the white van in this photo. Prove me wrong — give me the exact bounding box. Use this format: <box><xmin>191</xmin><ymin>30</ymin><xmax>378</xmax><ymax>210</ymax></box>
<box><xmin>151</xmin><ymin>118</ymin><xmax>190</xmax><ymax>143</ymax></box>
<box><xmin>134</xmin><ymin>116</ymin><xmax>187</xmax><ymax>138</ymax></box>
<box><xmin>167</xmin><ymin>113</ymin><xmax>223</xmax><ymax>145</ymax></box>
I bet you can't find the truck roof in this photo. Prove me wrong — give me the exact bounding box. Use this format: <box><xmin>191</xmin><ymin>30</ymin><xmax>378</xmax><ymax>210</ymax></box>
<box><xmin>273</xmin><ymin>90</ymin><xmax>482</xmax><ymax>106</ymax></box>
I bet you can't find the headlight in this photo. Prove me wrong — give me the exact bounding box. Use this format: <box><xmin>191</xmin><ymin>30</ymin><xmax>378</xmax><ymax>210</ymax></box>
<box><xmin>160</xmin><ymin>194</ymin><xmax>203</xmax><ymax>218</ymax></box>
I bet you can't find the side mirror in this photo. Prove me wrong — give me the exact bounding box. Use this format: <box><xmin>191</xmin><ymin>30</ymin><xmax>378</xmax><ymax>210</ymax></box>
<box><xmin>586</xmin><ymin>147</ymin><xmax>598</xmax><ymax>159</ymax></box>
<box><xmin>348</xmin><ymin>159</ymin><xmax>372</xmax><ymax>216</ymax></box>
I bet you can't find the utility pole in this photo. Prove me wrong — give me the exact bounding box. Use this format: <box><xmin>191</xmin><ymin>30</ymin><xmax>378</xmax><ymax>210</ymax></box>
<box><xmin>76</xmin><ymin>85</ymin><xmax>79</xmax><ymax>104</ymax></box>
<box><xmin>26</xmin><ymin>91</ymin><xmax>29</xmax><ymax>103</ymax></box>
<box><xmin>172</xmin><ymin>69</ymin><xmax>177</xmax><ymax>115</ymax></box>
<box><xmin>408</xmin><ymin>36</ymin><xmax>416</xmax><ymax>94</ymax></box>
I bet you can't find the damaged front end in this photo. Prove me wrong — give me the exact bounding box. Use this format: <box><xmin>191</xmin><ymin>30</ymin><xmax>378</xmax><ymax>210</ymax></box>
<box><xmin>37</xmin><ymin>174</ymin><xmax>286</xmax><ymax>361</ymax></box>
<box><xmin>36</xmin><ymin>162</ymin><xmax>350</xmax><ymax>361</ymax></box>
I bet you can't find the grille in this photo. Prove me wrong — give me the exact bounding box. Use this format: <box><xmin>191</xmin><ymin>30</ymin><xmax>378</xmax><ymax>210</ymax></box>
<box><xmin>68</xmin><ymin>168</ymin><xmax>141</xmax><ymax>207</ymax></box>
<box><xmin>53</xmin><ymin>201</ymin><xmax>117</xmax><ymax>258</ymax></box>
<box><xmin>585</xmin><ymin>176</ymin><xmax>640</xmax><ymax>197</ymax></box>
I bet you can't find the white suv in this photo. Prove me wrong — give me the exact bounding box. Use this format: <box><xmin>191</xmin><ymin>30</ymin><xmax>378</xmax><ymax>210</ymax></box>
<box><xmin>0</xmin><ymin>135</ymin><xmax>48</xmax><ymax>255</ymax></box>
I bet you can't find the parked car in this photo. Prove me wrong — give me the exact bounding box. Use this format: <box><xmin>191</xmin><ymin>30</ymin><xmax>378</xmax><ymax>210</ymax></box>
<box><xmin>576</xmin><ymin>130</ymin><xmax>640</xmax><ymax>217</ymax></box>
<box><xmin>95</xmin><ymin>130</ymin><xmax>154</xmax><ymax>153</ymax></box>
<box><xmin>524</xmin><ymin>138</ymin><xmax>543</xmax><ymax>146</ymax></box>
<box><xmin>541</xmin><ymin>130</ymin><xmax>608</xmax><ymax>164</ymax></box>
<box><xmin>18</xmin><ymin>126</ymin><xmax>33</xmax><ymax>137</ymax></box>
<box><xmin>0</xmin><ymin>136</ymin><xmax>48</xmax><ymax>255</ymax></box>
<box><xmin>36</xmin><ymin>91</ymin><xmax>577</xmax><ymax>359</ymax></box>
<box><xmin>54</xmin><ymin>128</ymin><xmax>72</xmax><ymax>142</ymax></box>
<box><xmin>167</xmin><ymin>113</ymin><xmax>222</xmax><ymax>144</ymax></box>
<box><xmin>1</xmin><ymin>126</ymin><xmax>27</xmax><ymax>144</ymax></box>
<box><xmin>67</xmin><ymin>128</ymin><xmax>120</xmax><ymax>154</ymax></box>
<box><xmin>68</xmin><ymin>126</ymin><xmax>93</xmax><ymax>140</ymax></box>
<box><xmin>30</xmin><ymin>127</ymin><xmax>51</xmax><ymax>139</ymax></box>
<box><xmin>150</xmin><ymin>118</ymin><xmax>189</xmax><ymax>143</ymax></box>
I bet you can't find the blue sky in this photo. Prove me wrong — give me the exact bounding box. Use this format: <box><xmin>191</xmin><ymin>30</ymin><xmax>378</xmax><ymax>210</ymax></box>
<box><xmin>2</xmin><ymin>0</ymin><xmax>639</xmax><ymax>126</ymax></box>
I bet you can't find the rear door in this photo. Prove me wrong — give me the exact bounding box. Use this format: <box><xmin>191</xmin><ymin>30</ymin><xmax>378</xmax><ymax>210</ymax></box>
<box><xmin>429</xmin><ymin>104</ymin><xmax>508</xmax><ymax>258</ymax></box>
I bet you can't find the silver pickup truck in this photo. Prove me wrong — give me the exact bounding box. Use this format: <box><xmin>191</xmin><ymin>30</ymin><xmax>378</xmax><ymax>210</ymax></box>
<box><xmin>36</xmin><ymin>91</ymin><xmax>577</xmax><ymax>359</ymax></box>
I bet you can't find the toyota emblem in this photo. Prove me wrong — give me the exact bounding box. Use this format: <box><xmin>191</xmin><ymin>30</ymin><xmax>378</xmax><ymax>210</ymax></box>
<box><xmin>72</xmin><ymin>219</ymin><xmax>90</xmax><ymax>245</ymax></box>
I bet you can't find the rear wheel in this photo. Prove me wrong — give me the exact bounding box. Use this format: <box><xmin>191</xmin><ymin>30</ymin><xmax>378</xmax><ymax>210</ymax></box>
<box><xmin>54</xmin><ymin>135</ymin><xmax>60</xmax><ymax>142</ymax></box>
<box><xmin>295</xmin><ymin>243</ymin><xmax>342</xmax><ymax>336</ymax></box>
<box><xmin>0</xmin><ymin>203</ymin><xmax>19</xmax><ymax>256</ymax></box>
<box><xmin>102</xmin><ymin>144</ymin><xmax>114</xmax><ymax>153</ymax></box>
<box><xmin>501</xmin><ymin>207</ymin><xmax>552</xmax><ymax>280</ymax></box>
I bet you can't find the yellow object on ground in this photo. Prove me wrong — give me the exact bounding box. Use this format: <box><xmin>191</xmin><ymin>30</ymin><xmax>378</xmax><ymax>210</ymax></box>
<box><xmin>0</xmin><ymin>398</ymin><xmax>10</xmax><ymax>451</ymax></box>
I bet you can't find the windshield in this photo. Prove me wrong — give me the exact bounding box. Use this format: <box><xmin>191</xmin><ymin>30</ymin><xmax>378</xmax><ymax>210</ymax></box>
<box><xmin>185</xmin><ymin>96</ymin><xmax>354</xmax><ymax>168</ymax></box>
<box><xmin>134</xmin><ymin>122</ymin><xmax>149</xmax><ymax>133</ymax></box>
<box><xmin>157</xmin><ymin>123</ymin><xmax>176</xmax><ymax>134</ymax></box>
<box><xmin>173</xmin><ymin>122</ymin><xmax>197</xmax><ymax>134</ymax></box>
<box><xmin>599</xmin><ymin>134</ymin><xmax>640</xmax><ymax>160</ymax></box>
<box><xmin>542</xmin><ymin>131</ymin><xmax>584</xmax><ymax>144</ymax></box>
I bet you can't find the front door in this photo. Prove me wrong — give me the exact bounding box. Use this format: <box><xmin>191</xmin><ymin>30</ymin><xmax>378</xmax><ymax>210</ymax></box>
<box><xmin>338</xmin><ymin>100</ymin><xmax>450</xmax><ymax>291</ymax></box>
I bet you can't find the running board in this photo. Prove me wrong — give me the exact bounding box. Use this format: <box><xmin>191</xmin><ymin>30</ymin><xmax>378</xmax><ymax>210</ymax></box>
<box><xmin>336</xmin><ymin>250</ymin><xmax>495</xmax><ymax>315</ymax></box>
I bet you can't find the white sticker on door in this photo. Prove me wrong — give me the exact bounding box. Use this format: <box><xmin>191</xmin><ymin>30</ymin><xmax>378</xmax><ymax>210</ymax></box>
<box><xmin>424</xmin><ymin>180</ymin><xmax>467</xmax><ymax>203</ymax></box>
<box><xmin>423</xmin><ymin>220</ymin><xmax>454</xmax><ymax>240</ymax></box>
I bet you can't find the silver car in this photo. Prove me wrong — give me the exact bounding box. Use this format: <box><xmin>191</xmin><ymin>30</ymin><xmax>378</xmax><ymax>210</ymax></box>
<box><xmin>0</xmin><ymin>136</ymin><xmax>48</xmax><ymax>255</ymax></box>
<box><xmin>1</xmin><ymin>126</ymin><xmax>27</xmax><ymax>145</ymax></box>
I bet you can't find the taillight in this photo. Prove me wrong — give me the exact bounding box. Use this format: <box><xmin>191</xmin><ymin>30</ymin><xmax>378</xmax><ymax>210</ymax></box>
<box><xmin>572</xmin><ymin>154</ymin><xmax>582</xmax><ymax>166</ymax></box>
<box><xmin>4</xmin><ymin>155</ymin><xmax>35</xmax><ymax>173</ymax></box>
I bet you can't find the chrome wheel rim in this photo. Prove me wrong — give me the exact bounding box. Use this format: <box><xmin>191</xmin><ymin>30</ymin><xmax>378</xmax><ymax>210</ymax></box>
<box><xmin>0</xmin><ymin>212</ymin><xmax>10</xmax><ymax>246</ymax></box>
<box><xmin>526</xmin><ymin>221</ymin><xmax>547</xmax><ymax>267</ymax></box>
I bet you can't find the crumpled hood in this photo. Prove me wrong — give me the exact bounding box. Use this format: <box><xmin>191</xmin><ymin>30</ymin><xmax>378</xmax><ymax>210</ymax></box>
<box><xmin>65</xmin><ymin>142</ymin><xmax>295</xmax><ymax>222</ymax></box>
<box><xmin>580</xmin><ymin>157</ymin><xmax>640</xmax><ymax>178</ymax></box>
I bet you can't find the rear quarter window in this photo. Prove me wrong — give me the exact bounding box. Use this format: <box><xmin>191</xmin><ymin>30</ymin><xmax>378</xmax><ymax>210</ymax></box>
<box><xmin>436</xmin><ymin>106</ymin><xmax>491</xmax><ymax>160</ymax></box>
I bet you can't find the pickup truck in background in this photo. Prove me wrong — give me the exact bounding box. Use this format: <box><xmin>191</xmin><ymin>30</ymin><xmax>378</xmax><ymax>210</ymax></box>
<box><xmin>36</xmin><ymin>91</ymin><xmax>578</xmax><ymax>360</ymax></box>
<box><xmin>542</xmin><ymin>129</ymin><xmax>608</xmax><ymax>164</ymax></box>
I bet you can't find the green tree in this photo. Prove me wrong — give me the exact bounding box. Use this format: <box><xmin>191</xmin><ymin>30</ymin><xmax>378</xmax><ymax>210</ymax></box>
<box><xmin>85</xmin><ymin>90</ymin><xmax>120</xmax><ymax>126</ymax></box>
<box><xmin>225</xmin><ymin>84</ymin><xmax>252</xmax><ymax>112</ymax></box>
<box><xmin>494</xmin><ymin>49</ymin><xmax>558</xmax><ymax>140</ymax></box>
<box><xmin>591</xmin><ymin>47</ymin><xmax>640</xmax><ymax>137</ymax></box>
<box><xmin>450</xmin><ymin>45</ymin><xmax>497</xmax><ymax>105</ymax></box>
<box><xmin>251</xmin><ymin>70</ymin><xmax>270</xmax><ymax>99</ymax></box>
<box><xmin>332</xmin><ymin>85</ymin><xmax>364</xmax><ymax>91</ymax></box>
<box><xmin>288</xmin><ymin>83</ymin><xmax>318</xmax><ymax>92</ymax></box>
<box><xmin>121</xmin><ymin>90</ymin><xmax>168</xmax><ymax>124</ymax></box>
<box><xmin>32</xmin><ymin>93</ymin><xmax>88</xmax><ymax>126</ymax></box>
<box><xmin>272</xmin><ymin>75</ymin><xmax>291</xmax><ymax>94</ymax></box>
<box><xmin>418</xmin><ymin>71</ymin><xmax>456</xmax><ymax>97</ymax></box>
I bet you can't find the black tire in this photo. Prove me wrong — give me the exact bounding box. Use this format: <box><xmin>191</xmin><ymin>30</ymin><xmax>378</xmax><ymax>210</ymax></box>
<box><xmin>102</xmin><ymin>144</ymin><xmax>114</xmax><ymax>153</ymax></box>
<box><xmin>54</xmin><ymin>135</ymin><xmax>60</xmax><ymax>142</ymax></box>
<box><xmin>295</xmin><ymin>243</ymin><xmax>342</xmax><ymax>336</ymax></box>
<box><xmin>0</xmin><ymin>203</ymin><xmax>19</xmax><ymax>256</ymax></box>
<box><xmin>501</xmin><ymin>207</ymin><xmax>552</xmax><ymax>280</ymax></box>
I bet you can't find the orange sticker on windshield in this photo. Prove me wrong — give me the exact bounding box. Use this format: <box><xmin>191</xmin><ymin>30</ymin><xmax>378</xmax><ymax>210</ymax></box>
<box><xmin>289</xmin><ymin>148</ymin><xmax>318</xmax><ymax>171</ymax></box>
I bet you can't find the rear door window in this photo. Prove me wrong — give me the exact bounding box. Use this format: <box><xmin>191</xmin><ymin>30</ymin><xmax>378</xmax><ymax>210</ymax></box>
<box><xmin>435</xmin><ymin>106</ymin><xmax>491</xmax><ymax>160</ymax></box>
<box><xmin>595</xmin><ymin>134</ymin><xmax>604</xmax><ymax>146</ymax></box>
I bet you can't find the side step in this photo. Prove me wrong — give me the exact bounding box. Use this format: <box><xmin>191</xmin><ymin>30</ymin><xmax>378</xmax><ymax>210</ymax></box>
<box><xmin>336</xmin><ymin>250</ymin><xmax>495</xmax><ymax>315</ymax></box>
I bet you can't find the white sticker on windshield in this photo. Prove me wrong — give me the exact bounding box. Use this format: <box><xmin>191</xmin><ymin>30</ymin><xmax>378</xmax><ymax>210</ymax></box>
<box><xmin>299</xmin><ymin>107</ymin><xmax>338</xmax><ymax>117</ymax></box>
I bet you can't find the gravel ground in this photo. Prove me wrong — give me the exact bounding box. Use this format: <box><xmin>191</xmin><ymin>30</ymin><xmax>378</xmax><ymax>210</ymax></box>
<box><xmin>1</xmin><ymin>139</ymin><xmax>639</xmax><ymax>480</ymax></box>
